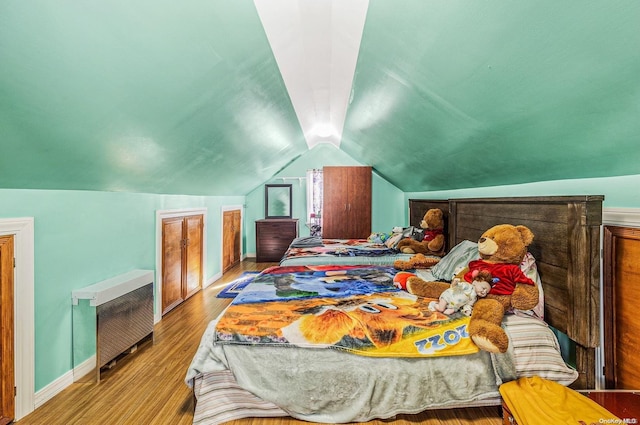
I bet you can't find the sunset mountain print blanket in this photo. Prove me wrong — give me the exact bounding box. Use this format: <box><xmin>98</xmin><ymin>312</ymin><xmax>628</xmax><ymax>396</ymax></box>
<box><xmin>214</xmin><ymin>265</ymin><xmax>479</xmax><ymax>358</ymax></box>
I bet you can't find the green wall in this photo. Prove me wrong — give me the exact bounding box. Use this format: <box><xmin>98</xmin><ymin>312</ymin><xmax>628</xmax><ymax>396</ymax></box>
<box><xmin>243</xmin><ymin>144</ymin><xmax>405</xmax><ymax>255</ymax></box>
<box><xmin>0</xmin><ymin>188</ymin><xmax>243</xmax><ymax>391</ymax></box>
<box><xmin>404</xmin><ymin>173</ymin><xmax>640</xmax><ymax>215</ymax></box>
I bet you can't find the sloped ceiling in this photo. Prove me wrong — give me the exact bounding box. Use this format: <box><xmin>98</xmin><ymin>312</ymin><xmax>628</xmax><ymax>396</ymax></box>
<box><xmin>1</xmin><ymin>1</ymin><xmax>638</xmax><ymax>196</ymax></box>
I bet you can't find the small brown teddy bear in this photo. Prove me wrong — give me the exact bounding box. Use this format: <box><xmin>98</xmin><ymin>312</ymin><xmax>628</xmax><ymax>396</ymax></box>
<box><xmin>396</xmin><ymin>209</ymin><xmax>445</xmax><ymax>256</ymax></box>
<box><xmin>393</xmin><ymin>253</ymin><xmax>441</xmax><ymax>270</ymax></box>
<box><xmin>404</xmin><ymin>224</ymin><xmax>539</xmax><ymax>353</ymax></box>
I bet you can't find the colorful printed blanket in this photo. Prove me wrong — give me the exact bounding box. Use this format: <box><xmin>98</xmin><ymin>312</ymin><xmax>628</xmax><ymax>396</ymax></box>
<box><xmin>281</xmin><ymin>239</ymin><xmax>398</xmax><ymax>260</ymax></box>
<box><xmin>214</xmin><ymin>265</ymin><xmax>479</xmax><ymax>358</ymax></box>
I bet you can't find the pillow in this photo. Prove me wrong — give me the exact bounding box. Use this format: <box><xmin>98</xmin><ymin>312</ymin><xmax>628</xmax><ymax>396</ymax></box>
<box><xmin>384</xmin><ymin>233</ymin><xmax>404</xmax><ymax>249</ymax></box>
<box><xmin>429</xmin><ymin>240</ymin><xmax>480</xmax><ymax>280</ymax></box>
<box><xmin>385</xmin><ymin>226</ymin><xmax>420</xmax><ymax>249</ymax></box>
<box><xmin>504</xmin><ymin>314</ymin><xmax>578</xmax><ymax>386</ymax></box>
<box><xmin>367</xmin><ymin>232</ymin><xmax>389</xmax><ymax>244</ymax></box>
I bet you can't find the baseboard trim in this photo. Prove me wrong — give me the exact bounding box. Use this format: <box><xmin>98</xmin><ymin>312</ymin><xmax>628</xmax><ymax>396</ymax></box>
<box><xmin>73</xmin><ymin>355</ymin><xmax>96</xmax><ymax>383</ymax></box>
<box><xmin>205</xmin><ymin>271</ymin><xmax>222</xmax><ymax>289</ymax></box>
<box><xmin>34</xmin><ymin>370</ymin><xmax>74</xmax><ymax>409</ymax></box>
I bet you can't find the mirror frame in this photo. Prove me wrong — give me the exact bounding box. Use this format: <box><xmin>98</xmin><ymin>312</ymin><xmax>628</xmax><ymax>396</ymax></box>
<box><xmin>265</xmin><ymin>184</ymin><xmax>293</xmax><ymax>219</ymax></box>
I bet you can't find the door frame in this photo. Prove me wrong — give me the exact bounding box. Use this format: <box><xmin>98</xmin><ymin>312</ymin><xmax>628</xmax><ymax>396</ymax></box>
<box><xmin>221</xmin><ymin>205</ymin><xmax>243</xmax><ymax>271</ymax></box>
<box><xmin>155</xmin><ymin>208</ymin><xmax>207</xmax><ymax>324</ymax></box>
<box><xmin>0</xmin><ymin>217</ymin><xmax>34</xmax><ymax>421</ymax></box>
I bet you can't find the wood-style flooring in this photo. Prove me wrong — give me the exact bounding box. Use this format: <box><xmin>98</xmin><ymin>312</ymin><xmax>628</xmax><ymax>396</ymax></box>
<box><xmin>17</xmin><ymin>259</ymin><xmax>503</xmax><ymax>425</ymax></box>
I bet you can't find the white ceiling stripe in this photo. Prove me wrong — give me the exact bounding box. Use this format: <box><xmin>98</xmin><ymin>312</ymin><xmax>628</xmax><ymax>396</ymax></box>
<box><xmin>254</xmin><ymin>0</ymin><xmax>369</xmax><ymax>148</ymax></box>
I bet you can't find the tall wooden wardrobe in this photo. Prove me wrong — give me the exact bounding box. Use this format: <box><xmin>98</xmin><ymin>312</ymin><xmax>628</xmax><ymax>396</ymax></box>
<box><xmin>322</xmin><ymin>166</ymin><xmax>372</xmax><ymax>239</ymax></box>
<box><xmin>161</xmin><ymin>214</ymin><xmax>203</xmax><ymax>315</ymax></box>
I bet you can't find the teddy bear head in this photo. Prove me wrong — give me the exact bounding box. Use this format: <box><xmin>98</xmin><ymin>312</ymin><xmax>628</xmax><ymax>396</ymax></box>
<box><xmin>477</xmin><ymin>224</ymin><xmax>534</xmax><ymax>265</ymax></box>
<box><xmin>420</xmin><ymin>208</ymin><xmax>444</xmax><ymax>231</ymax></box>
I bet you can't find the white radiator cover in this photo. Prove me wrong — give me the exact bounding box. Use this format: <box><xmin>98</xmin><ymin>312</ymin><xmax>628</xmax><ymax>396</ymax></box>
<box><xmin>72</xmin><ymin>269</ymin><xmax>154</xmax><ymax>373</ymax></box>
<box><xmin>97</xmin><ymin>283</ymin><xmax>154</xmax><ymax>368</ymax></box>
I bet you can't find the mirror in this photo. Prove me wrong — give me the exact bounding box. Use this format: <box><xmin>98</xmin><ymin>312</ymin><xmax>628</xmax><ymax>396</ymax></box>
<box><xmin>265</xmin><ymin>184</ymin><xmax>293</xmax><ymax>218</ymax></box>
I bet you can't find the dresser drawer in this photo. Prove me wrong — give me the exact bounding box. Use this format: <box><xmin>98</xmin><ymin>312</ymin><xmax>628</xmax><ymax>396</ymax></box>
<box><xmin>256</xmin><ymin>219</ymin><xmax>299</xmax><ymax>262</ymax></box>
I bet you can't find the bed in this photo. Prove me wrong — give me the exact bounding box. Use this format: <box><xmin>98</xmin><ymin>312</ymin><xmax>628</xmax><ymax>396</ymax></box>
<box><xmin>278</xmin><ymin>200</ymin><xmax>450</xmax><ymax>267</ymax></box>
<box><xmin>278</xmin><ymin>238</ymin><xmax>438</xmax><ymax>267</ymax></box>
<box><xmin>186</xmin><ymin>195</ymin><xmax>603</xmax><ymax>424</ymax></box>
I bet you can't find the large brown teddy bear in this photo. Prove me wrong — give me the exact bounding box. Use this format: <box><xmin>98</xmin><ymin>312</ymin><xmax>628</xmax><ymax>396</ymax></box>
<box><xmin>396</xmin><ymin>209</ymin><xmax>445</xmax><ymax>256</ymax></box>
<box><xmin>404</xmin><ymin>224</ymin><xmax>539</xmax><ymax>353</ymax></box>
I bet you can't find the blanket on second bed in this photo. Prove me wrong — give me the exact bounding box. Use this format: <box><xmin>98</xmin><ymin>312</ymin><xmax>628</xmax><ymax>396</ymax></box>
<box><xmin>279</xmin><ymin>238</ymin><xmax>431</xmax><ymax>266</ymax></box>
<box><xmin>214</xmin><ymin>265</ymin><xmax>479</xmax><ymax>358</ymax></box>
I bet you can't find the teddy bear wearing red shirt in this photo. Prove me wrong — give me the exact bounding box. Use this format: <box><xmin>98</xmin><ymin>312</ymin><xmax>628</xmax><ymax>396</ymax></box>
<box><xmin>402</xmin><ymin>224</ymin><xmax>539</xmax><ymax>353</ymax></box>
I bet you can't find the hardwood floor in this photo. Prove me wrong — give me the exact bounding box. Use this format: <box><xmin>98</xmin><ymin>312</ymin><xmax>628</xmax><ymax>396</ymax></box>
<box><xmin>18</xmin><ymin>259</ymin><xmax>502</xmax><ymax>425</ymax></box>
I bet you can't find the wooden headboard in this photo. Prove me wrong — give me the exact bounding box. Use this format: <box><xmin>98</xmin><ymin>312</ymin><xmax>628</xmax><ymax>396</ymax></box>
<box><xmin>410</xmin><ymin>195</ymin><xmax>604</xmax><ymax>389</ymax></box>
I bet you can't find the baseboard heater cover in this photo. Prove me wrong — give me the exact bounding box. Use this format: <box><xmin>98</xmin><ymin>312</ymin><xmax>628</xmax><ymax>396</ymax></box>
<box><xmin>72</xmin><ymin>269</ymin><xmax>154</xmax><ymax>377</ymax></box>
<box><xmin>97</xmin><ymin>283</ymin><xmax>153</xmax><ymax>368</ymax></box>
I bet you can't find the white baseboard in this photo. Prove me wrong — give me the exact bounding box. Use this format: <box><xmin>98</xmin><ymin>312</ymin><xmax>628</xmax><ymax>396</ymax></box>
<box><xmin>603</xmin><ymin>207</ymin><xmax>640</xmax><ymax>227</ymax></box>
<box><xmin>73</xmin><ymin>355</ymin><xmax>96</xmax><ymax>382</ymax></box>
<box><xmin>35</xmin><ymin>355</ymin><xmax>99</xmax><ymax>409</ymax></box>
<box><xmin>205</xmin><ymin>271</ymin><xmax>222</xmax><ymax>289</ymax></box>
<box><xmin>34</xmin><ymin>369</ymin><xmax>74</xmax><ymax>409</ymax></box>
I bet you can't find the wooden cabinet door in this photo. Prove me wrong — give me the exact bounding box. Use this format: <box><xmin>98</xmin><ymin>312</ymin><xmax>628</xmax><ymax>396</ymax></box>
<box><xmin>322</xmin><ymin>166</ymin><xmax>371</xmax><ymax>238</ymax></box>
<box><xmin>604</xmin><ymin>226</ymin><xmax>640</xmax><ymax>389</ymax></box>
<box><xmin>232</xmin><ymin>211</ymin><xmax>241</xmax><ymax>264</ymax></box>
<box><xmin>222</xmin><ymin>209</ymin><xmax>241</xmax><ymax>272</ymax></box>
<box><xmin>161</xmin><ymin>214</ymin><xmax>203</xmax><ymax>315</ymax></box>
<box><xmin>0</xmin><ymin>236</ymin><xmax>14</xmax><ymax>424</ymax></box>
<box><xmin>322</xmin><ymin>166</ymin><xmax>349</xmax><ymax>239</ymax></box>
<box><xmin>345</xmin><ymin>166</ymin><xmax>372</xmax><ymax>238</ymax></box>
<box><xmin>184</xmin><ymin>214</ymin><xmax>203</xmax><ymax>299</ymax></box>
<box><xmin>162</xmin><ymin>217</ymin><xmax>185</xmax><ymax>314</ymax></box>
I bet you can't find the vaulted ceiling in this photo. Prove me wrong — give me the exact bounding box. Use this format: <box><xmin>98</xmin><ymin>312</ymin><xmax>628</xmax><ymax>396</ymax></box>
<box><xmin>1</xmin><ymin>1</ymin><xmax>638</xmax><ymax>196</ymax></box>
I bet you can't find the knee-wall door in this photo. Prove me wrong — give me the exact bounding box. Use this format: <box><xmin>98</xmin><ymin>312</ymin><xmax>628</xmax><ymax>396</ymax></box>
<box><xmin>161</xmin><ymin>214</ymin><xmax>203</xmax><ymax>315</ymax></box>
<box><xmin>0</xmin><ymin>235</ymin><xmax>14</xmax><ymax>425</ymax></box>
<box><xmin>603</xmin><ymin>225</ymin><xmax>640</xmax><ymax>389</ymax></box>
<box><xmin>222</xmin><ymin>209</ymin><xmax>241</xmax><ymax>273</ymax></box>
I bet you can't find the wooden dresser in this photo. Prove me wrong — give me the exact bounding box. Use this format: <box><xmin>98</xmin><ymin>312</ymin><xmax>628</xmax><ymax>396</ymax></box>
<box><xmin>255</xmin><ymin>219</ymin><xmax>299</xmax><ymax>262</ymax></box>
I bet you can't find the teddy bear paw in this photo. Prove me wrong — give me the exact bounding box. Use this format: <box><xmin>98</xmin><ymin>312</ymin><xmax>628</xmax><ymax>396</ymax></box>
<box><xmin>468</xmin><ymin>320</ymin><xmax>509</xmax><ymax>353</ymax></box>
<box><xmin>471</xmin><ymin>335</ymin><xmax>502</xmax><ymax>353</ymax></box>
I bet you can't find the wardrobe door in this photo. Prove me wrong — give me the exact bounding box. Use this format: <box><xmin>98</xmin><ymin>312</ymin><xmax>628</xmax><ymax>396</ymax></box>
<box><xmin>184</xmin><ymin>214</ymin><xmax>203</xmax><ymax>299</ymax></box>
<box><xmin>603</xmin><ymin>226</ymin><xmax>640</xmax><ymax>389</ymax></box>
<box><xmin>0</xmin><ymin>236</ymin><xmax>14</xmax><ymax>424</ymax></box>
<box><xmin>346</xmin><ymin>166</ymin><xmax>372</xmax><ymax>238</ymax></box>
<box><xmin>322</xmin><ymin>166</ymin><xmax>371</xmax><ymax>238</ymax></box>
<box><xmin>161</xmin><ymin>214</ymin><xmax>204</xmax><ymax>315</ymax></box>
<box><xmin>222</xmin><ymin>209</ymin><xmax>241</xmax><ymax>272</ymax></box>
<box><xmin>162</xmin><ymin>217</ymin><xmax>185</xmax><ymax>314</ymax></box>
<box><xmin>322</xmin><ymin>166</ymin><xmax>349</xmax><ymax>238</ymax></box>
<box><xmin>232</xmin><ymin>210</ymin><xmax>241</xmax><ymax>264</ymax></box>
